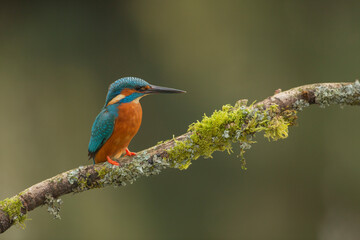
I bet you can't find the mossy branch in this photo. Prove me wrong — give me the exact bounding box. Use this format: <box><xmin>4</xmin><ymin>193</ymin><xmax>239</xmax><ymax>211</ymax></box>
<box><xmin>1</xmin><ymin>81</ymin><xmax>360</xmax><ymax>233</ymax></box>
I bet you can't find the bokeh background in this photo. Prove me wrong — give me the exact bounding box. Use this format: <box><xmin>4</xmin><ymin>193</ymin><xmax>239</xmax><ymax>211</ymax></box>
<box><xmin>1</xmin><ymin>1</ymin><xmax>360</xmax><ymax>239</ymax></box>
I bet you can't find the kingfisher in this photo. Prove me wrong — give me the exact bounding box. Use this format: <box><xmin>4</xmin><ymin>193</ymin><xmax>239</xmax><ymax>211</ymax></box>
<box><xmin>88</xmin><ymin>77</ymin><xmax>185</xmax><ymax>166</ymax></box>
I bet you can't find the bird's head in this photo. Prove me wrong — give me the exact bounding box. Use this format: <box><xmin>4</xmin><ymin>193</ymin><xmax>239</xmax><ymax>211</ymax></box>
<box><xmin>105</xmin><ymin>77</ymin><xmax>185</xmax><ymax>106</ymax></box>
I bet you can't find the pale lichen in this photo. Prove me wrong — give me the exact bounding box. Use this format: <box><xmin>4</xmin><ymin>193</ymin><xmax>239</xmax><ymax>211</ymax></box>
<box><xmin>67</xmin><ymin>169</ymin><xmax>80</xmax><ymax>185</ymax></box>
<box><xmin>315</xmin><ymin>80</ymin><xmax>360</xmax><ymax>108</ymax></box>
<box><xmin>97</xmin><ymin>151</ymin><xmax>169</xmax><ymax>187</ymax></box>
<box><xmin>293</xmin><ymin>99</ymin><xmax>310</xmax><ymax>111</ymax></box>
<box><xmin>44</xmin><ymin>194</ymin><xmax>63</xmax><ymax>220</ymax></box>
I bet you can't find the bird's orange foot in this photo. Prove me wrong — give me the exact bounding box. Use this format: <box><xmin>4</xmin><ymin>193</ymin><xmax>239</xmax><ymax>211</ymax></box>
<box><xmin>125</xmin><ymin>148</ymin><xmax>137</xmax><ymax>156</ymax></box>
<box><xmin>106</xmin><ymin>156</ymin><xmax>119</xmax><ymax>166</ymax></box>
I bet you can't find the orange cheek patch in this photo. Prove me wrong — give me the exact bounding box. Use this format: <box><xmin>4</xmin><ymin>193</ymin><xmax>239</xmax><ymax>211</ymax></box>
<box><xmin>121</xmin><ymin>88</ymin><xmax>137</xmax><ymax>96</ymax></box>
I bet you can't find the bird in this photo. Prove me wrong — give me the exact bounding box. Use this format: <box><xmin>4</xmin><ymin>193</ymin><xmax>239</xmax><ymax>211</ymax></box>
<box><xmin>88</xmin><ymin>77</ymin><xmax>185</xmax><ymax>166</ymax></box>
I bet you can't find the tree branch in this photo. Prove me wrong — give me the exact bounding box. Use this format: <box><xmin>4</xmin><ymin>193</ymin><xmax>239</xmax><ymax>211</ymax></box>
<box><xmin>1</xmin><ymin>81</ymin><xmax>359</xmax><ymax>233</ymax></box>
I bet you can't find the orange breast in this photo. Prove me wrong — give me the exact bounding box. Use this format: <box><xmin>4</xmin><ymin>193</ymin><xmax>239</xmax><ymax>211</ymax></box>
<box><xmin>94</xmin><ymin>102</ymin><xmax>142</xmax><ymax>163</ymax></box>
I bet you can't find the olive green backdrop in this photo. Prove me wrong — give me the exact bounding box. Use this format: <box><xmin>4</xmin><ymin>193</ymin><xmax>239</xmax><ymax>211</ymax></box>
<box><xmin>1</xmin><ymin>1</ymin><xmax>360</xmax><ymax>239</ymax></box>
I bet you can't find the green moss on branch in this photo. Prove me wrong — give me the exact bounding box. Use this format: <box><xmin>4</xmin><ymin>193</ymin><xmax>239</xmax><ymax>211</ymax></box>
<box><xmin>167</xmin><ymin>103</ymin><xmax>297</xmax><ymax>170</ymax></box>
<box><xmin>0</xmin><ymin>196</ymin><xmax>26</xmax><ymax>228</ymax></box>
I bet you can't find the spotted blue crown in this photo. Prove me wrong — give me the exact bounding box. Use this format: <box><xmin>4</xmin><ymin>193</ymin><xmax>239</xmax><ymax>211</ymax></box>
<box><xmin>104</xmin><ymin>77</ymin><xmax>150</xmax><ymax>106</ymax></box>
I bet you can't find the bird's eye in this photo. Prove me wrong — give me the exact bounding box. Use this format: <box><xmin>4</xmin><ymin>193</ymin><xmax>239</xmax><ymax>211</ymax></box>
<box><xmin>135</xmin><ymin>86</ymin><xmax>146</xmax><ymax>92</ymax></box>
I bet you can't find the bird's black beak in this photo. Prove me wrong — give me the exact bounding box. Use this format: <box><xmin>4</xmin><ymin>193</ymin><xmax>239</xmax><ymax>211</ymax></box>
<box><xmin>145</xmin><ymin>85</ymin><xmax>186</xmax><ymax>94</ymax></box>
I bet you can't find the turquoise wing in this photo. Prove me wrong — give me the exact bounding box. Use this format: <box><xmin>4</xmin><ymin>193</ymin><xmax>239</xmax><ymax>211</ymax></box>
<box><xmin>88</xmin><ymin>108</ymin><xmax>117</xmax><ymax>160</ymax></box>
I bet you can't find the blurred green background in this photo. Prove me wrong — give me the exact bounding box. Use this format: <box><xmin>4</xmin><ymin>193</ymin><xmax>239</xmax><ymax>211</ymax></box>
<box><xmin>1</xmin><ymin>1</ymin><xmax>360</xmax><ymax>239</ymax></box>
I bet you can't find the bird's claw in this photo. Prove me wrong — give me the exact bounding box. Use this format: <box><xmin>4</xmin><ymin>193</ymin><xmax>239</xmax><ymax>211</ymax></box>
<box><xmin>106</xmin><ymin>156</ymin><xmax>120</xmax><ymax>166</ymax></box>
<box><xmin>125</xmin><ymin>148</ymin><xmax>137</xmax><ymax>156</ymax></box>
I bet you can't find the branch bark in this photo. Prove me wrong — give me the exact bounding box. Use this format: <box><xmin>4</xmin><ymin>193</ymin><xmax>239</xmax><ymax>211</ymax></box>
<box><xmin>1</xmin><ymin>81</ymin><xmax>359</xmax><ymax>233</ymax></box>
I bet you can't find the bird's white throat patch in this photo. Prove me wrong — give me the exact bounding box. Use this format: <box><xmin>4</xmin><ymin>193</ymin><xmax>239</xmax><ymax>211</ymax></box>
<box><xmin>107</xmin><ymin>94</ymin><xmax>125</xmax><ymax>106</ymax></box>
<box><xmin>107</xmin><ymin>93</ymin><xmax>146</xmax><ymax>105</ymax></box>
<box><xmin>133</xmin><ymin>95</ymin><xmax>145</xmax><ymax>103</ymax></box>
